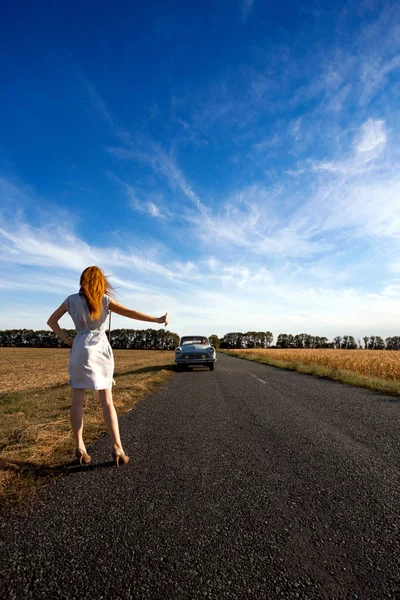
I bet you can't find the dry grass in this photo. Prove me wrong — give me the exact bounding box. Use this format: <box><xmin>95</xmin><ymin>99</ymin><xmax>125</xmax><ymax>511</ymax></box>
<box><xmin>0</xmin><ymin>348</ymin><xmax>175</xmax><ymax>510</ymax></box>
<box><xmin>225</xmin><ymin>348</ymin><xmax>400</xmax><ymax>380</ymax></box>
<box><xmin>0</xmin><ymin>348</ymin><xmax>73</xmax><ymax>393</ymax></box>
<box><xmin>223</xmin><ymin>349</ymin><xmax>400</xmax><ymax>396</ymax></box>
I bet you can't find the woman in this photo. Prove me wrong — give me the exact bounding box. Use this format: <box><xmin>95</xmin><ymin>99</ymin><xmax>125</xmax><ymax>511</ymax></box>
<box><xmin>47</xmin><ymin>266</ymin><xmax>168</xmax><ymax>467</ymax></box>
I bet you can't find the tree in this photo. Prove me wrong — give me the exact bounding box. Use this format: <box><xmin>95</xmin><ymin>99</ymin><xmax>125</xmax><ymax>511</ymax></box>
<box><xmin>256</xmin><ymin>332</ymin><xmax>266</xmax><ymax>348</ymax></box>
<box><xmin>319</xmin><ymin>336</ymin><xmax>329</xmax><ymax>348</ymax></box>
<box><xmin>341</xmin><ymin>335</ymin><xmax>349</xmax><ymax>349</ymax></box>
<box><xmin>294</xmin><ymin>334</ymin><xmax>303</xmax><ymax>348</ymax></box>
<box><xmin>243</xmin><ymin>331</ymin><xmax>256</xmax><ymax>348</ymax></box>
<box><xmin>209</xmin><ymin>334</ymin><xmax>219</xmax><ymax>349</ymax></box>
<box><xmin>276</xmin><ymin>334</ymin><xmax>289</xmax><ymax>348</ymax></box>
<box><xmin>347</xmin><ymin>336</ymin><xmax>357</xmax><ymax>350</ymax></box>
<box><xmin>265</xmin><ymin>331</ymin><xmax>273</xmax><ymax>347</ymax></box>
<box><xmin>304</xmin><ymin>334</ymin><xmax>313</xmax><ymax>348</ymax></box>
<box><xmin>220</xmin><ymin>332</ymin><xmax>244</xmax><ymax>349</ymax></box>
<box><xmin>234</xmin><ymin>332</ymin><xmax>244</xmax><ymax>348</ymax></box>
<box><xmin>333</xmin><ymin>336</ymin><xmax>342</xmax><ymax>350</ymax></box>
<box><xmin>386</xmin><ymin>336</ymin><xmax>400</xmax><ymax>350</ymax></box>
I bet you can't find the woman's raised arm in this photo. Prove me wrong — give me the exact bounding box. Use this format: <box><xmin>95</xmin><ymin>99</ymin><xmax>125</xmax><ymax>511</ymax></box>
<box><xmin>109</xmin><ymin>299</ymin><xmax>168</xmax><ymax>327</ymax></box>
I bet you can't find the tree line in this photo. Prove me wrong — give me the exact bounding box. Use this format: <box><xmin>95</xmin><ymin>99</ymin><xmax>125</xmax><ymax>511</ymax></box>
<box><xmin>212</xmin><ymin>332</ymin><xmax>400</xmax><ymax>350</ymax></box>
<box><xmin>215</xmin><ymin>331</ymin><xmax>273</xmax><ymax>349</ymax></box>
<box><xmin>0</xmin><ymin>328</ymin><xmax>179</xmax><ymax>350</ymax></box>
<box><xmin>1</xmin><ymin>329</ymin><xmax>399</xmax><ymax>351</ymax></box>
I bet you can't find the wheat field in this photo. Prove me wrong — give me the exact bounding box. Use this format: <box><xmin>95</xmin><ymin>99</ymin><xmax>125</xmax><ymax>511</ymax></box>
<box><xmin>226</xmin><ymin>349</ymin><xmax>400</xmax><ymax>381</ymax></box>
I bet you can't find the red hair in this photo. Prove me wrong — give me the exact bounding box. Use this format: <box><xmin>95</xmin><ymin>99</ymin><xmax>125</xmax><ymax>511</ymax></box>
<box><xmin>79</xmin><ymin>266</ymin><xmax>114</xmax><ymax>320</ymax></box>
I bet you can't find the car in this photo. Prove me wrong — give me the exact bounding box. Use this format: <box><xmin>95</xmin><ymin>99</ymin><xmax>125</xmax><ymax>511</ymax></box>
<box><xmin>174</xmin><ymin>335</ymin><xmax>217</xmax><ymax>371</ymax></box>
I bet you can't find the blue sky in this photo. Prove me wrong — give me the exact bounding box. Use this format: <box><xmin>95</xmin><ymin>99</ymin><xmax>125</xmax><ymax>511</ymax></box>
<box><xmin>1</xmin><ymin>0</ymin><xmax>400</xmax><ymax>340</ymax></box>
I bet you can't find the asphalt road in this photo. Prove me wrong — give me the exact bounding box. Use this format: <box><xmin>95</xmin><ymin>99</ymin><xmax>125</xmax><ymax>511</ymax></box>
<box><xmin>1</xmin><ymin>353</ymin><xmax>399</xmax><ymax>600</ymax></box>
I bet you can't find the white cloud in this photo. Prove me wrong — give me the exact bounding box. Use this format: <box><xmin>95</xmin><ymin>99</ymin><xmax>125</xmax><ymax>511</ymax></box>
<box><xmin>287</xmin><ymin>118</ymin><xmax>400</xmax><ymax>240</ymax></box>
<box><xmin>0</xmin><ymin>224</ymin><xmax>95</xmax><ymax>271</ymax></box>
<box><xmin>359</xmin><ymin>52</ymin><xmax>400</xmax><ymax>106</ymax></box>
<box><xmin>0</xmin><ymin>219</ymin><xmax>178</xmax><ymax>281</ymax></box>
<box><xmin>0</xmin><ymin>205</ymin><xmax>398</xmax><ymax>339</ymax></box>
<box><xmin>109</xmin><ymin>114</ymin><xmax>399</xmax><ymax>262</ymax></box>
<box><xmin>166</xmin><ymin>273</ymin><xmax>400</xmax><ymax>339</ymax></box>
<box><xmin>3</xmin><ymin>6</ymin><xmax>400</xmax><ymax>340</ymax></box>
<box><xmin>147</xmin><ymin>202</ymin><xmax>162</xmax><ymax>217</ymax></box>
<box><xmin>108</xmin><ymin>141</ymin><xmax>208</xmax><ymax>218</ymax></box>
<box><xmin>144</xmin><ymin>146</ymin><xmax>207</xmax><ymax>215</ymax></box>
<box><xmin>252</xmin><ymin>134</ymin><xmax>280</xmax><ymax>151</ymax></box>
<box><xmin>119</xmin><ymin>179</ymin><xmax>165</xmax><ymax>219</ymax></box>
<box><xmin>354</xmin><ymin>118</ymin><xmax>387</xmax><ymax>154</ymax></box>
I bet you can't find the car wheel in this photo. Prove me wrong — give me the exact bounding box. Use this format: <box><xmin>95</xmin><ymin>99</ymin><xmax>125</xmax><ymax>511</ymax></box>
<box><xmin>209</xmin><ymin>363</ymin><xmax>215</xmax><ymax>371</ymax></box>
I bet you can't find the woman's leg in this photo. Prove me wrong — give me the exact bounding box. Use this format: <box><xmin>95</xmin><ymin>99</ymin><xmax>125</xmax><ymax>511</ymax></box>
<box><xmin>98</xmin><ymin>388</ymin><xmax>123</xmax><ymax>450</ymax></box>
<box><xmin>71</xmin><ymin>388</ymin><xmax>86</xmax><ymax>450</ymax></box>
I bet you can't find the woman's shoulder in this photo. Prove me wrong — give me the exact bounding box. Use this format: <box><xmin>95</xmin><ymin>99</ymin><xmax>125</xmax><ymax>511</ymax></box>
<box><xmin>102</xmin><ymin>294</ymin><xmax>111</xmax><ymax>308</ymax></box>
<box><xmin>64</xmin><ymin>293</ymin><xmax>81</xmax><ymax>307</ymax></box>
<box><xmin>66</xmin><ymin>293</ymin><xmax>81</xmax><ymax>302</ymax></box>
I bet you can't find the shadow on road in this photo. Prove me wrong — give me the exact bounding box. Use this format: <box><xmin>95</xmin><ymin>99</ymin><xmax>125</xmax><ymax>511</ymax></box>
<box><xmin>175</xmin><ymin>367</ymin><xmax>213</xmax><ymax>373</ymax></box>
<box><xmin>113</xmin><ymin>363</ymin><xmax>175</xmax><ymax>379</ymax></box>
<box><xmin>0</xmin><ymin>457</ymin><xmax>118</xmax><ymax>480</ymax></box>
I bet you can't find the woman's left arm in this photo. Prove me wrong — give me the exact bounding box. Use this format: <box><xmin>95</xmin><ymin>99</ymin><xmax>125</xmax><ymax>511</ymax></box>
<box><xmin>47</xmin><ymin>303</ymin><xmax>73</xmax><ymax>346</ymax></box>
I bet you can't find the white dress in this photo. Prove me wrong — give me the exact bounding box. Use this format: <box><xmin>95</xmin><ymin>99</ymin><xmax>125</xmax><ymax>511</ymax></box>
<box><xmin>64</xmin><ymin>293</ymin><xmax>114</xmax><ymax>390</ymax></box>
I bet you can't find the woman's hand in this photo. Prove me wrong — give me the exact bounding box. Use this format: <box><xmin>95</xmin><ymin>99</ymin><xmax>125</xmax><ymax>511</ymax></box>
<box><xmin>157</xmin><ymin>313</ymin><xmax>168</xmax><ymax>327</ymax></box>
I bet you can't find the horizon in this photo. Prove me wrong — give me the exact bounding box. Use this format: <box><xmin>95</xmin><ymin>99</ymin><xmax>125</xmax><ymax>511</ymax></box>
<box><xmin>0</xmin><ymin>325</ymin><xmax>394</xmax><ymax>348</ymax></box>
<box><xmin>1</xmin><ymin>1</ymin><xmax>399</xmax><ymax>339</ymax></box>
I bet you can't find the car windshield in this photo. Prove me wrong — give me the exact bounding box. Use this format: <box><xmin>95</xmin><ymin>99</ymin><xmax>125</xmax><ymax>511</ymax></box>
<box><xmin>181</xmin><ymin>337</ymin><xmax>209</xmax><ymax>346</ymax></box>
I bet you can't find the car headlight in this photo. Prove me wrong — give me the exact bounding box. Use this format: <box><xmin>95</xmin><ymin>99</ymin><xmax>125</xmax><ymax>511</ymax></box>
<box><xmin>175</xmin><ymin>347</ymin><xmax>182</xmax><ymax>353</ymax></box>
<box><xmin>208</xmin><ymin>347</ymin><xmax>215</xmax><ymax>355</ymax></box>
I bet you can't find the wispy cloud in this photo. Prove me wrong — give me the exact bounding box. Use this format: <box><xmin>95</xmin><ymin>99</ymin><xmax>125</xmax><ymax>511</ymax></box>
<box><xmin>354</xmin><ymin>118</ymin><xmax>387</xmax><ymax>154</ymax></box>
<box><xmin>1</xmin><ymin>199</ymin><xmax>399</xmax><ymax>337</ymax></box>
<box><xmin>108</xmin><ymin>139</ymin><xmax>208</xmax><ymax>217</ymax></box>
<box><xmin>306</xmin><ymin>118</ymin><xmax>388</xmax><ymax>176</ymax></box>
<box><xmin>0</xmin><ymin>223</ymin><xmax>95</xmax><ymax>271</ymax></box>
<box><xmin>81</xmin><ymin>78</ymin><xmax>209</xmax><ymax>222</ymax></box>
<box><xmin>283</xmin><ymin>118</ymin><xmax>400</xmax><ymax>247</ymax></box>
<box><xmin>107</xmin><ymin>113</ymin><xmax>399</xmax><ymax>266</ymax></box>
<box><xmin>169</xmin><ymin>2</ymin><xmax>400</xmax><ymax>159</ymax></box>
<box><xmin>80</xmin><ymin>77</ymin><xmax>115</xmax><ymax>129</ymax></box>
<box><xmin>2</xmin><ymin>3</ymin><xmax>399</xmax><ymax>339</ymax></box>
<box><xmin>0</xmin><ymin>176</ymin><xmax>37</xmax><ymax>210</ymax></box>
<box><xmin>111</xmin><ymin>175</ymin><xmax>167</xmax><ymax>219</ymax></box>
<box><xmin>76</xmin><ymin>61</ymin><xmax>400</xmax><ymax>263</ymax></box>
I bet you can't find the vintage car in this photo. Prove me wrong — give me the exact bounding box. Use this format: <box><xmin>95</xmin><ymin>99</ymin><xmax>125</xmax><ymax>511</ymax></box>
<box><xmin>175</xmin><ymin>336</ymin><xmax>217</xmax><ymax>371</ymax></box>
